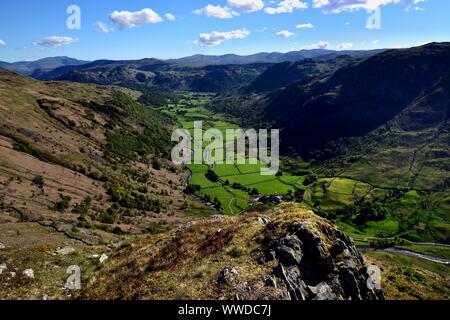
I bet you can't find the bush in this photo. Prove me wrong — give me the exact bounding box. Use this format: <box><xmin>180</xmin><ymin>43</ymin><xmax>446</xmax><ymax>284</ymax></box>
<box><xmin>146</xmin><ymin>221</ymin><xmax>169</xmax><ymax>234</ymax></box>
<box><xmin>32</xmin><ymin>175</ymin><xmax>45</xmax><ymax>188</ymax></box>
<box><xmin>152</xmin><ymin>159</ymin><xmax>162</xmax><ymax>170</ymax></box>
<box><xmin>72</xmin><ymin>196</ymin><xmax>92</xmax><ymax>214</ymax></box>
<box><xmin>101</xmin><ymin>208</ymin><xmax>117</xmax><ymax>224</ymax></box>
<box><xmin>55</xmin><ymin>195</ymin><xmax>72</xmax><ymax>212</ymax></box>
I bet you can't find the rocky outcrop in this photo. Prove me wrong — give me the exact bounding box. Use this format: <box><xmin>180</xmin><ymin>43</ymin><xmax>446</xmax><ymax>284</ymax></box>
<box><xmin>83</xmin><ymin>203</ymin><xmax>383</xmax><ymax>300</ymax></box>
<box><xmin>260</xmin><ymin>218</ymin><xmax>383</xmax><ymax>300</ymax></box>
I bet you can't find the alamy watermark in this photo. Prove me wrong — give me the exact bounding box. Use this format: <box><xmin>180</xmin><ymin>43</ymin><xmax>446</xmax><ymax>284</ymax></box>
<box><xmin>171</xmin><ymin>121</ymin><xmax>280</xmax><ymax>176</ymax></box>
<box><xmin>367</xmin><ymin>7</ymin><xmax>382</xmax><ymax>30</ymax></box>
<box><xmin>66</xmin><ymin>5</ymin><xmax>81</xmax><ymax>30</ymax></box>
<box><xmin>65</xmin><ymin>265</ymin><xmax>81</xmax><ymax>290</ymax></box>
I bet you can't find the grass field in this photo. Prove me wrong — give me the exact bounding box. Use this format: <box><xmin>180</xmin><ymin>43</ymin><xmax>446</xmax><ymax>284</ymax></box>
<box><xmin>161</xmin><ymin>92</ymin><xmax>298</xmax><ymax>214</ymax></box>
<box><xmin>162</xmin><ymin>93</ymin><xmax>450</xmax><ymax>246</ymax></box>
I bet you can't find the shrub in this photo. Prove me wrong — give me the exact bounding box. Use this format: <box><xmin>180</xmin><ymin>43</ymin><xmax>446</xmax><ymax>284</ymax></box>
<box><xmin>55</xmin><ymin>195</ymin><xmax>72</xmax><ymax>212</ymax></box>
<box><xmin>32</xmin><ymin>175</ymin><xmax>45</xmax><ymax>188</ymax></box>
<box><xmin>72</xmin><ymin>196</ymin><xmax>92</xmax><ymax>214</ymax></box>
<box><xmin>101</xmin><ymin>208</ymin><xmax>117</xmax><ymax>224</ymax></box>
<box><xmin>152</xmin><ymin>159</ymin><xmax>162</xmax><ymax>170</ymax></box>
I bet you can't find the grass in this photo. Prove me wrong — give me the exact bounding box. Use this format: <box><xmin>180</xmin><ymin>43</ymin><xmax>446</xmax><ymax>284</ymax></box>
<box><xmin>363</xmin><ymin>250</ymin><xmax>450</xmax><ymax>300</ymax></box>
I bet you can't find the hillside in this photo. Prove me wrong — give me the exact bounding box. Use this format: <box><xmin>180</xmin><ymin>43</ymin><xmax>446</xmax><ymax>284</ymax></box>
<box><xmin>258</xmin><ymin>42</ymin><xmax>450</xmax><ymax>153</ymax></box>
<box><xmin>243</xmin><ymin>55</ymin><xmax>362</xmax><ymax>93</ymax></box>
<box><xmin>0</xmin><ymin>68</ymin><xmax>206</xmax><ymax>245</ymax></box>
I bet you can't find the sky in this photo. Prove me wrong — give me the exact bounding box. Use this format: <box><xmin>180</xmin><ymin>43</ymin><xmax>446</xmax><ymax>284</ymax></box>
<box><xmin>0</xmin><ymin>0</ymin><xmax>448</xmax><ymax>62</ymax></box>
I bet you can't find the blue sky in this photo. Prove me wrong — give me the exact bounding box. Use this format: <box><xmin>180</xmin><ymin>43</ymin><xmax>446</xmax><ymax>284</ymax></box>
<box><xmin>0</xmin><ymin>0</ymin><xmax>448</xmax><ymax>62</ymax></box>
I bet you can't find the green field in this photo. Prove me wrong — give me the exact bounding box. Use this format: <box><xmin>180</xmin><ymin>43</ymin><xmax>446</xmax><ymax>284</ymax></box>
<box><xmin>162</xmin><ymin>93</ymin><xmax>450</xmax><ymax>247</ymax></box>
<box><xmin>161</xmin><ymin>92</ymin><xmax>298</xmax><ymax>214</ymax></box>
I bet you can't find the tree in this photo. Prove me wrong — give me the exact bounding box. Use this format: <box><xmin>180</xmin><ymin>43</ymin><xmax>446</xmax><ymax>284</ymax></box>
<box><xmin>205</xmin><ymin>169</ymin><xmax>219</xmax><ymax>182</ymax></box>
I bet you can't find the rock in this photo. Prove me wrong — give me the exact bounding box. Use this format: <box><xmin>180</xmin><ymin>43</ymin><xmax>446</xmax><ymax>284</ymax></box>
<box><xmin>0</xmin><ymin>243</ymin><xmax>5</xmax><ymax>249</ymax></box>
<box><xmin>99</xmin><ymin>253</ymin><xmax>109</xmax><ymax>264</ymax></box>
<box><xmin>56</xmin><ymin>246</ymin><xmax>75</xmax><ymax>255</ymax></box>
<box><xmin>258</xmin><ymin>206</ymin><xmax>384</xmax><ymax>300</ymax></box>
<box><xmin>310</xmin><ymin>282</ymin><xmax>337</xmax><ymax>300</ymax></box>
<box><xmin>10</xmin><ymin>271</ymin><xmax>16</xmax><ymax>278</ymax></box>
<box><xmin>0</xmin><ymin>263</ymin><xmax>6</xmax><ymax>274</ymax></box>
<box><xmin>23</xmin><ymin>269</ymin><xmax>34</xmax><ymax>279</ymax></box>
<box><xmin>218</xmin><ymin>267</ymin><xmax>239</xmax><ymax>284</ymax></box>
<box><xmin>257</xmin><ymin>216</ymin><xmax>270</xmax><ymax>225</ymax></box>
<box><xmin>263</xmin><ymin>276</ymin><xmax>277</xmax><ymax>288</ymax></box>
<box><xmin>271</xmin><ymin>235</ymin><xmax>303</xmax><ymax>266</ymax></box>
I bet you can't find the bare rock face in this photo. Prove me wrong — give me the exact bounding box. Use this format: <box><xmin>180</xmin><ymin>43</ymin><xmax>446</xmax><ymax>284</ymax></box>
<box><xmin>258</xmin><ymin>206</ymin><xmax>384</xmax><ymax>300</ymax></box>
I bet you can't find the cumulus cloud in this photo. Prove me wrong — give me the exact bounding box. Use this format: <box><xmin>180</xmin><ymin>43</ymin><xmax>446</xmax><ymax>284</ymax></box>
<box><xmin>312</xmin><ymin>0</ymin><xmax>426</xmax><ymax>13</ymax></box>
<box><xmin>372</xmin><ymin>39</ymin><xmax>380</xmax><ymax>44</ymax></box>
<box><xmin>193</xmin><ymin>5</ymin><xmax>239</xmax><ymax>19</ymax></box>
<box><xmin>34</xmin><ymin>36</ymin><xmax>79</xmax><ymax>48</ymax></box>
<box><xmin>302</xmin><ymin>41</ymin><xmax>354</xmax><ymax>50</ymax></box>
<box><xmin>109</xmin><ymin>8</ymin><xmax>163</xmax><ymax>29</ymax></box>
<box><xmin>276</xmin><ymin>30</ymin><xmax>295</xmax><ymax>38</ymax></box>
<box><xmin>95</xmin><ymin>21</ymin><xmax>114</xmax><ymax>33</ymax></box>
<box><xmin>165</xmin><ymin>13</ymin><xmax>176</xmax><ymax>21</ymax></box>
<box><xmin>227</xmin><ymin>0</ymin><xmax>265</xmax><ymax>12</ymax></box>
<box><xmin>296</xmin><ymin>23</ymin><xmax>314</xmax><ymax>29</ymax></box>
<box><xmin>0</xmin><ymin>40</ymin><xmax>6</xmax><ymax>46</ymax></box>
<box><xmin>302</xmin><ymin>41</ymin><xmax>330</xmax><ymax>50</ymax></box>
<box><xmin>264</xmin><ymin>0</ymin><xmax>308</xmax><ymax>14</ymax></box>
<box><xmin>336</xmin><ymin>42</ymin><xmax>353</xmax><ymax>50</ymax></box>
<box><xmin>195</xmin><ymin>29</ymin><xmax>251</xmax><ymax>46</ymax></box>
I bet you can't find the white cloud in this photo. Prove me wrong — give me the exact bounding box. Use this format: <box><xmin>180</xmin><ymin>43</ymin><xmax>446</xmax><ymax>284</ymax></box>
<box><xmin>264</xmin><ymin>0</ymin><xmax>308</xmax><ymax>14</ymax></box>
<box><xmin>227</xmin><ymin>0</ymin><xmax>265</xmax><ymax>12</ymax></box>
<box><xmin>165</xmin><ymin>13</ymin><xmax>176</xmax><ymax>21</ymax></box>
<box><xmin>302</xmin><ymin>41</ymin><xmax>330</xmax><ymax>50</ymax></box>
<box><xmin>312</xmin><ymin>0</ymin><xmax>426</xmax><ymax>13</ymax></box>
<box><xmin>34</xmin><ymin>36</ymin><xmax>79</xmax><ymax>48</ymax></box>
<box><xmin>0</xmin><ymin>40</ymin><xmax>6</xmax><ymax>46</ymax></box>
<box><xmin>372</xmin><ymin>39</ymin><xmax>380</xmax><ymax>44</ymax></box>
<box><xmin>296</xmin><ymin>23</ymin><xmax>314</xmax><ymax>29</ymax></box>
<box><xmin>276</xmin><ymin>30</ymin><xmax>295</xmax><ymax>38</ymax></box>
<box><xmin>194</xmin><ymin>5</ymin><xmax>239</xmax><ymax>19</ymax></box>
<box><xmin>95</xmin><ymin>21</ymin><xmax>114</xmax><ymax>33</ymax></box>
<box><xmin>345</xmin><ymin>22</ymin><xmax>351</xmax><ymax>25</ymax></box>
<box><xmin>109</xmin><ymin>8</ymin><xmax>163</xmax><ymax>29</ymax></box>
<box><xmin>302</xmin><ymin>41</ymin><xmax>355</xmax><ymax>50</ymax></box>
<box><xmin>195</xmin><ymin>29</ymin><xmax>251</xmax><ymax>46</ymax></box>
<box><xmin>336</xmin><ymin>42</ymin><xmax>353</xmax><ymax>50</ymax></box>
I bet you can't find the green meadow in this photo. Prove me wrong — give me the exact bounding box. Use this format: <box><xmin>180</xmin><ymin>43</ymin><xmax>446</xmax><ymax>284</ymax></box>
<box><xmin>160</xmin><ymin>93</ymin><xmax>450</xmax><ymax>248</ymax></box>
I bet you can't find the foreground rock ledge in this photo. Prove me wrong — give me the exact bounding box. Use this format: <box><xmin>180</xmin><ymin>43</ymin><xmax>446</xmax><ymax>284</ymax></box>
<box><xmin>84</xmin><ymin>203</ymin><xmax>384</xmax><ymax>300</ymax></box>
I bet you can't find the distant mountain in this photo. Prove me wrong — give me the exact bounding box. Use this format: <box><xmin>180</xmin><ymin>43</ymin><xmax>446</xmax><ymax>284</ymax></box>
<box><xmin>166</xmin><ymin>49</ymin><xmax>384</xmax><ymax>67</ymax></box>
<box><xmin>0</xmin><ymin>56</ymin><xmax>90</xmax><ymax>76</ymax></box>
